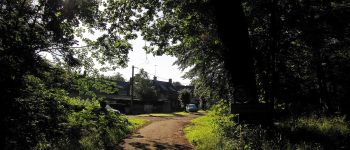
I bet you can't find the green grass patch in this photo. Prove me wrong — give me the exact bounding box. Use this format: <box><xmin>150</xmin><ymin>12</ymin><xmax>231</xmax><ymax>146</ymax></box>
<box><xmin>198</xmin><ymin>110</ymin><xmax>207</xmax><ymax>113</ymax></box>
<box><xmin>185</xmin><ymin>115</ymin><xmax>223</xmax><ymax>150</ymax></box>
<box><xmin>127</xmin><ymin>117</ymin><xmax>148</xmax><ymax>131</ymax></box>
<box><xmin>184</xmin><ymin>101</ymin><xmax>237</xmax><ymax>150</ymax></box>
<box><xmin>294</xmin><ymin>116</ymin><xmax>349</xmax><ymax>137</ymax></box>
<box><xmin>137</xmin><ymin>113</ymin><xmax>174</xmax><ymax>117</ymax></box>
<box><xmin>173</xmin><ymin>111</ymin><xmax>190</xmax><ymax>116</ymax></box>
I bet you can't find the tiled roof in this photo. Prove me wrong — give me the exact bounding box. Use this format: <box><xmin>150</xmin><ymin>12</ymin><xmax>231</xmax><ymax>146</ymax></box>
<box><xmin>115</xmin><ymin>81</ymin><xmax>129</xmax><ymax>89</ymax></box>
<box><xmin>154</xmin><ymin>81</ymin><xmax>177</xmax><ymax>93</ymax></box>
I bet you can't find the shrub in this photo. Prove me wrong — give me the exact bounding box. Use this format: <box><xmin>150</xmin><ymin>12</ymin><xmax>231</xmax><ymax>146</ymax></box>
<box><xmin>178</xmin><ymin>89</ymin><xmax>192</xmax><ymax>108</ymax></box>
<box><xmin>64</xmin><ymin>98</ymin><xmax>131</xmax><ymax>150</ymax></box>
<box><xmin>185</xmin><ymin>100</ymin><xmax>328</xmax><ymax>149</ymax></box>
<box><xmin>185</xmin><ymin>100</ymin><xmax>237</xmax><ymax>150</ymax></box>
<box><xmin>5</xmin><ymin>73</ymin><xmax>132</xmax><ymax>149</ymax></box>
<box><xmin>295</xmin><ymin>115</ymin><xmax>350</xmax><ymax>137</ymax></box>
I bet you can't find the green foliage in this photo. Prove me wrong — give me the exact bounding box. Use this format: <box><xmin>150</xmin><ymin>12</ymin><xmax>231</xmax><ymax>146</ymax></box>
<box><xmin>178</xmin><ymin>88</ymin><xmax>192</xmax><ymax>108</ymax></box>
<box><xmin>133</xmin><ymin>69</ymin><xmax>158</xmax><ymax>103</ymax></box>
<box><xmin>186</xmin><ymin>101</ymin><xmax>350</xmax><ymax>149</ymax></box>
<box><xmin>64</xmin><ymin>98</ymin><xmax>130</xmax><ymax>150</ymax></box>
<box><xmin>278</xmin><ymin>115</ymin><xmax>350</xmax><ymax>140</ymax></box>
<box><xmin>186</xmin><ymin>101</ymin><xmax>289</xmax><ymax>150</ymax></box>
<box><xmin>185</xmin><ymin>100</ymin><xmax>237</xmax><ymax>150</ymax></box>
<box><xmin>0</xmin><ymin>0</ymin><xmax>133</xmax><ymax>148</ymax></box>
<box><xmin>137</xmin><ymin>113</ymin><xmax>175</xmax><ymax>117</ymax></box>
<box><xmin>208</xmin><ymin>100</ymin><xmax>231</xmax><ymax>116</ymax></box>
<box><xmin>11</xmin><ymin>75</ymin><xmax>69</xmax><ymax>149</ymax></box>
<box><xmin>104</xmin><ymin>73</ymin><xmax>126</xmax><ymax>82</ymax></box>
<box><xmin>127</xmin><ymin>118</ymin><xmax>148</xmax><ymax>131</ymax></box>
<box><xmin>101</xmin><ymin>0</ymin><xmax>350</xmax><ymax>114</ymax></box>
<box><xmin>243</xmin><ymin>0</ymin><xmax>350</xmax><ymax>113</ymax></box>
<box><xmin>185</xmin><ymin>115</ymin><xmax>223</xmax><ymax>150</ymax></box>
<box><xmin>2</xmin><ymin>67</ymin><xmax>131</xmax><ymax>149</ymax></box>
<box><xmin>173</xmin><ymin>111</ymin><xmax>190</xmax><ymax>116</ymax></box>
<box><xmin>98</xmin><ymin>0</ymin><xmax>233</xmax><ymax>102</ymax></box>
<box><xmin>2</xmin><ymin>0</ymin><xmax>350</xmax><ymax>148</ymax></box>
<box><xmin>295</xmin><ymin>116</ymin><xmax>350</xmax><ymax>136</ymax></box>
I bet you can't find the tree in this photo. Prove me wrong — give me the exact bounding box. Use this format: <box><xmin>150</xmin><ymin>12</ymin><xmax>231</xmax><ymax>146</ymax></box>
<box><xmin>0</xmin><ymin>0</ymin><xmax>132</xmax><ymax>148</ymax></box>
<box><xmin>133</xmin><ymin>69</ymin><xmax>158</xmax><ymax>103</ymax></box>
<box><xmin>173</xmin><ymin>81</ymin><xmax>182</xmax><ymax>87</ymax></box>
<box><xmin>178</xmin><ymin>89</ymin><xmax>192</xmax><ymax>108</ymax></box>
<box><xmin>241</xmin><ymin>0</ymin><xmax>350</xmax><ymax>115</ymax></box>
<box><xmin>101</xmin><ymin>0</ymin><xmax>350</xmax><ymax>116</ymax></box>
<box><xmin>100</xmin><ymin>0</ymin><xmax>257</xmax><ymax>104</ymax></box>
<box><xmin>105</xmin><ymin>72</ymin><xmax>125</xmax><ymax>82</ymax></box>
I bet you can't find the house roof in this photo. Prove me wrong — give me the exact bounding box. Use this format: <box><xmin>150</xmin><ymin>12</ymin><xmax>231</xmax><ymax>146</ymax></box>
<box><xmin>174</xmin><ymin>85</ymin><xmax>194</xmax><ymax>92</ymax></box>
<box><xmin>153</xmin><ymin>80</ymin><xmax>177</xmax><ymax>93</ymax></box>
<box><xmin>115</xmin><ymin>81</ymin><xmax>129</xmax><ymax>89</ymax></box>
<box><xmin>113</xmin><ymin>79</ymin><xmax>180</xmax><ymax>93</ymax></box>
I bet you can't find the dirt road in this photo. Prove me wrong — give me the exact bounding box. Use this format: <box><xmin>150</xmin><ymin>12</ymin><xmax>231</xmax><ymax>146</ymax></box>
<box><xmin>118</xmin><ymin>113</ymin><xmax>202</xmax><ymax>150</ymax></box>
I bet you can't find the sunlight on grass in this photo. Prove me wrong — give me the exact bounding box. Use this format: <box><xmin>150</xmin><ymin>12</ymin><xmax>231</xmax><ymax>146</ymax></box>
<box><xmin>127</xmin><ymin>117</ymin><xmax>148</xmax><ymax>131</ymax></box>
<box><xmin>184</xmin><ymin>115</ymin><xmax>223</xmax><ymax>150</ymax></box>
<box><xmin>198</xmin><ymin>110</ymin><xmax>207</xmax><ymax>113</ymax></box>
<box><xmin>295</xmin><ymin>116</ymin><xmax>350</xmax><ymax>136</ymax></box>
<box><xmin>173</xmin><ymin>111</ymin><xmax>190</xmax><ymax>116</ymax></box>
<box><xmin>137</xmin><ymin>113</ymin><xmax>175</xmax><ymax>117</ymax></box>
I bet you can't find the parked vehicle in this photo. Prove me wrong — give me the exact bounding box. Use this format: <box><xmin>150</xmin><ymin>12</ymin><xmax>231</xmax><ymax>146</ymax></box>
<box><xmin>105</xmin><ymin>104</ymin><xmax>121</xmax><ymax>114</ymax></box>
<box><xmin>186</xmin><ymin>104</ymin><xmax>198</xmax><ymax>112</ymax></box>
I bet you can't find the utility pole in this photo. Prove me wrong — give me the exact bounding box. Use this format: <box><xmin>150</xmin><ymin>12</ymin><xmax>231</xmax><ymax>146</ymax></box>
<box><xmin>154</xmin><ymin>65</ymin><xmax>157</xmax><ymax>76</ymax></box>
<box><xmin>130</xmin><ymin>65</ymin><xmax>134</xmax><ymax>114</ymax></box>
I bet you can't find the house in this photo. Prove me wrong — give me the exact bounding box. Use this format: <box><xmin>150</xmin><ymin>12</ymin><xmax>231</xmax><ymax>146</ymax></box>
<box><xmin>152</xmin><ymin>77</ymin><xmax>181</xmax><ymax>112</ymax></box>
<box><xmin>104</xmin><ymin>77</ymin><xmax>182</xmax><ymax>114</ymax></box>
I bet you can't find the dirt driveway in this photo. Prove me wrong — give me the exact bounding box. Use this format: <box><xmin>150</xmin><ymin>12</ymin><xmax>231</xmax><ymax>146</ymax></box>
<box><xmin>117</xmin><ymin>113</ymin><xmax>203</xmax><ymax>150</ymax></box>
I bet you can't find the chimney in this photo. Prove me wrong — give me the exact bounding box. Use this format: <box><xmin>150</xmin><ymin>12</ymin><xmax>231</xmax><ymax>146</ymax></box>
<box><xmin>169</xmin><ymin>78</ymin><xmax>172</xmax><ymax>84</ymax></box>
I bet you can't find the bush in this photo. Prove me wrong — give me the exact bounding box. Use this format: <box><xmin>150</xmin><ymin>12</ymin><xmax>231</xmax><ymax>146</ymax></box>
<box><xmin>185</xmin><ymin>100</ymin><xmax>331</xmax><ymax>149</ymax></box>
<box><xmin>294</xmin><ymin>115</ymin><xmax>350</xmax><ymax>137</ymax></box>
<box><xmin>185</xmin><ymin>100</ymin><xmax>237</xmax><ymax>150</ymax></box>
<box><xmin>63</xmin><ymin>98</ymin><xmax>130</xmax><ymax>150</ymax></box>
<box><xmin>178</xmin><ymin>89</ymin><xmax>192</xmax><ymax>108</ymax></box>
<box><xmin>276</xmin><ymin>114</ymin><xmax>350</xmax><ymax>148</ymax></box>
<box><xmin>4</xmin><ymin>72</ymin><xmax>132</xmax><ymax>149</ymax></box>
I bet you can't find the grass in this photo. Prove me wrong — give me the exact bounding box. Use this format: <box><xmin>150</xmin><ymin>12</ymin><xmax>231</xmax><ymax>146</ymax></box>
<box><xmin>173</xmin><ymin>111</ymin><xmax>190</xmax><ymax>116</ymax></box>
<box><xmin>127</xmin><ymin>117</ymin><xmax>148</xmax><ymax>131</ymax></box>
<box><xmin>137</xmin><ymin>113</ymin><xmax>175</xmax><ymax>117</ymax></box>
<box><xmin>184</xmin><ymin>112</ymin><xmax>236</xmax><ymax>150</ymax></box>
<box><xmin>136</xmin><ymin>110</ymin><xmax>207</xmax><ymax>117</ymax></box>
<box><xmin>198</xmin><ymin>110</ymin><xmax>207</xmax><ymax>113</ymax></box>
<box><xmin>273</xmin><ymin>115</ymin><xmax>350</xmax><ymax>148</ymax></box>
<box><xmin>184</xmin><ymin>115</ymin><xmax>222</xmax><ymax>150</ymax></box>
<box><xmin>276</xmin><ymin>115</ymin><xmax>350</xmax><ymax>137</ymax></box>
<box><xmin>184</xmin><ymin>100</ymin><xmax>350</xmax><ymax>149</ymax></box>
<box><xmin>293</xmin><ymin>115</ymin><xmax>350</xmax><ymax>137</ymax></box>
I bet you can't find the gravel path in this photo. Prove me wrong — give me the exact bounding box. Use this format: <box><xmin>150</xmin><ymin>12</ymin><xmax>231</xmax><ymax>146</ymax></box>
<box><xmin>117</xmin><ymin>114</ymin><xmax>202</xmax><ymax>150</ymax></box>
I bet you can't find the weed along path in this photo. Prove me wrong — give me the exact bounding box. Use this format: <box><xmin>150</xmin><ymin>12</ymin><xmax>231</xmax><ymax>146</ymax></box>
<box><xmin>118</xmin><ymin>113</ymin><xmax>203</xmax><ymax>150</ymax></box>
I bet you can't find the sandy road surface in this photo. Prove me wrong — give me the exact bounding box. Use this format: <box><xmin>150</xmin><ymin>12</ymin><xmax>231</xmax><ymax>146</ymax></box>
<box><xmin>117</xmin><ymin>113</ymin><xmax>202</xmax><ymax>150</ymax></box>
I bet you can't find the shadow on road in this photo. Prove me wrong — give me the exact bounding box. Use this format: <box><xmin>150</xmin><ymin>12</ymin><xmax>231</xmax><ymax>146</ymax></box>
<box><xmin>120</xmin><ymin>141</ymin><xmax>192</xmax><ymax>150</ymax></box>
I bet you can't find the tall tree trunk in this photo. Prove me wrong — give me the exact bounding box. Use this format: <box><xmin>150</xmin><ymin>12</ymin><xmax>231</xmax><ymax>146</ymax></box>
<box><xmin>269</xmin><ymin>0</ymin><xmax>280</xmax><ymax>106</ymax></box>
<box><xmin>212</xmin><ymin>1</ymin><xmax>258</xmax><ymax>104</ymax></box>
<box><xmin>304</xmin><ymin>0</ymin><xmax>331</xmax><ymax>113</ymax></box>
<box><xmin>311</xmin><ymin>36</ymin><xmax>330</xmax><ymax>112</ymax></box>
